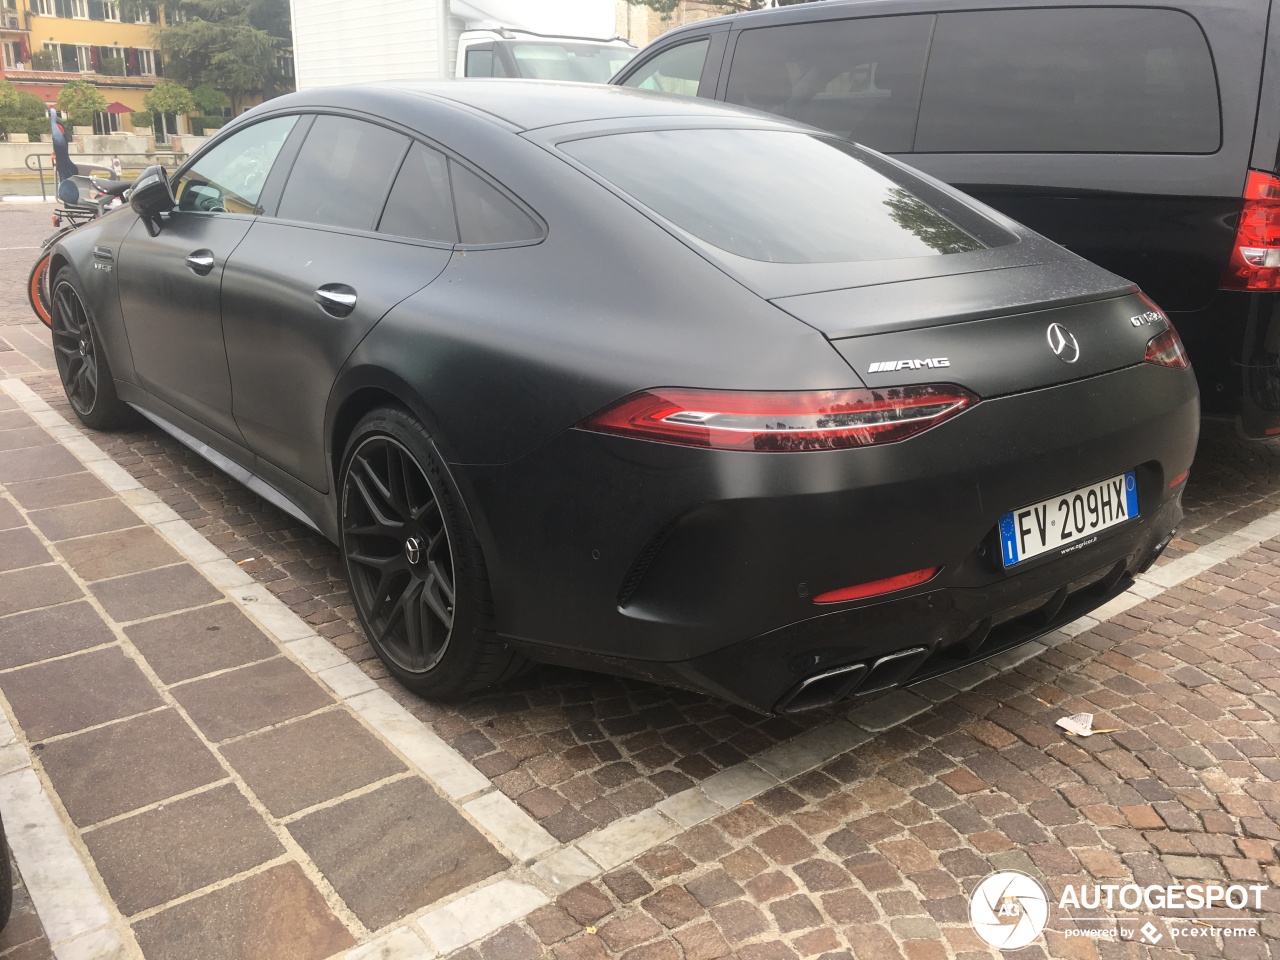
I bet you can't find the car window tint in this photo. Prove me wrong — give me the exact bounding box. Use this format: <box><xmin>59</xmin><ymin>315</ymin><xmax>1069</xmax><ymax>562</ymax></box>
<box><xmin>562</xmin><ymin>129</ymin><xmax>983</xmax><ymax>263</ymax></box>
<box><xmin>174</xmin><ymin>115</ymin><xmax>297</xmax><ymax>215</ymax></box>
<box><xmin>449</xmin><ymin>161</ymin><xmax>541</xmax><ymax>245</ymax></box>
<box><xmin>916</xmin><ymin>8</ymin><xmax>1221</xmax><ymax>154</ymax></box>
<box><xmin>465</xmin><ymin>48</ymin><xmax>494</xmax><ymax>77</ymax></box>
<box><xmin>378</xmin><ymin>142</ymin><xmax>458</xmax><ymax>243</ymax></box>
<box><xmin>277</xmin><ymin>115</ymin><xmax>409</xmax><ymax>229</ymax></box>
<box><xmin>725</xmin><ymin>15</ymin><xmax>931</xmax><ymax>153</ymax></box>
<box><xmin>620</xmin><ymin>38</ymin><xmax>708</xmax><ymax>97</ymax></box>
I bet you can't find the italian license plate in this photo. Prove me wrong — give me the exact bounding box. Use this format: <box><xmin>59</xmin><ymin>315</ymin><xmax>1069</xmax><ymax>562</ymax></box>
<box><xmin>998</xmin><ymin>471</ymin><xmax>1138</xmax><ymax>568</ymax></box>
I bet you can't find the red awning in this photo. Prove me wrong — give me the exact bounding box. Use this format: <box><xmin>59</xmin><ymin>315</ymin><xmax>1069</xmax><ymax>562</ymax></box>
<box><xmin>104</xmin><ymin>101</ymin><xmax>132</xmax><ymax>114</ymax></box>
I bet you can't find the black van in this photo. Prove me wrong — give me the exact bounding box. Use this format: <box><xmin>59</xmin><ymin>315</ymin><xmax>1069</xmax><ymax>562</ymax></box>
<box><xmin>612</xmin><ymin>0</ymin><xmax>1280</xmax><ymax>437</ymax></box>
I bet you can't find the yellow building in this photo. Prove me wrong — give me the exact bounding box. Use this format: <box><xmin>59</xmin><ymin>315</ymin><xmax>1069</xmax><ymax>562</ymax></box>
<box><xmin>0</xmin><ymin>0</ymin><xmax>175</xmax><ymax>136</ymax></box>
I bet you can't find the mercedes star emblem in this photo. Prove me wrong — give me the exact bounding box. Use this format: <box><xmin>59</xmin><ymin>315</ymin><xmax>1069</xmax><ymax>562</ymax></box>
<box><xmin>404</xmin><ymin>536</ymin><xmax>422</xmax><ymax>565</ymax></box>
<box><xmin>1046</xmin><ymin>322</ymin><xmax>1080</xmax><ymax>363</ymax></box>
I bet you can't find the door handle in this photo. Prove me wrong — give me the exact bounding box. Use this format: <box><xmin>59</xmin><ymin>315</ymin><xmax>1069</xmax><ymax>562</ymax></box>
<box><xmin>315</xmin><ymin>284</ymin><xmax>357</xmax><ymax>318</ymax></box>
<box><xmin>185</xmin><ymin>250</ymin><xmax>215</xmax><ymax>275</ymax></box>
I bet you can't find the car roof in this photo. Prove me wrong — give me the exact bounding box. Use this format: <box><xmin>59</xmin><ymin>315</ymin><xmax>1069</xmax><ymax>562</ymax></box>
<box><xmin>645</xmin><ymin>0</ymin><xmax>1224</xmax><ymax>42</ymax></box>
<box><xmin>255</xmin><ymin>80</ymin><xmax>779</xmax><ymax>134</ymax></box>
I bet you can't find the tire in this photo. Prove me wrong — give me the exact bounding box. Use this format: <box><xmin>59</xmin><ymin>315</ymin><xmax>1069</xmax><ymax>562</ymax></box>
<box><xmin>0</xmin><ymin>815</ymin><xmax>12</xmax><ymax>932</ymax></box>
<box><xmin>338</xmin><ymin>406</ymin><xmax>526</xmax><ymax>697</ymax></box>
<box><xmin>27</xmin><ymin>251</ymin><xmax>53</xmax><ymax>327</ymax></box>
<box><xmin>50</xmin><ymin>268</ymin><xmax>136</xmax><ymax>431</ymax></box>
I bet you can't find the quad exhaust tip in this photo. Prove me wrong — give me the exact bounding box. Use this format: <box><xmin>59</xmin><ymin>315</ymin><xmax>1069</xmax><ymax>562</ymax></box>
<box><xmin>776</xmin><ymin>647</ymin><xmax>929</xmax><ymax>713</ymax></box>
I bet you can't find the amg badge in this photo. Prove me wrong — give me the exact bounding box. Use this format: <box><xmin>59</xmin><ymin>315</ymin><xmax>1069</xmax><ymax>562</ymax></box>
<box><xmin>867</xmin><ymin>358</ymin><xmax>951</xmax><ymax>373</ymax></box>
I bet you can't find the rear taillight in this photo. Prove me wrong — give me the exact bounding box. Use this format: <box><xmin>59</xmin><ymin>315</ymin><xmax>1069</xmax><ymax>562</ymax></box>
<box><xmin>1222</xmin><ymin>170</ymin><xmax>1280</xmax><ymax>290</ymax></box>
<box><xmin>577</xmin><ymin>385</ymin><xmax>976</xmax><ymax>451</ymax></box>
<box><xmin>1145</xmin><ymin>327</ymin><xmax>1189</xmax><ymax>369</ymax></box>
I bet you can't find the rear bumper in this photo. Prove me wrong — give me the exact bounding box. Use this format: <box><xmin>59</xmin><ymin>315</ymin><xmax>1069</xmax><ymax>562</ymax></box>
<box><xmin>458</xmin><ymin>362</ymin><xmax>1198</xmax><ymax>711</ymax></box>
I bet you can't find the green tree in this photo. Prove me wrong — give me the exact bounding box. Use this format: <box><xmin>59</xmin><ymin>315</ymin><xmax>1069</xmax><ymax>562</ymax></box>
<box><xmin>144</xmin><ymin>80</ymin><xmax>197</xmax><ymax>117</ymax></box>
<box><xmin>192</xmin><ymin>82</ymin><xmax>229</xmax><ymax>116</ymax></box>
<box><xmin>626</xmin><ymin>0</ymin><xmax>812</xmax><ymax>18</ymax></box>
<box><xmin>130</xmin><ymin>0</ymin><xmax>292</xmax><ymax>113</ymax></box>
<box><xmin>56</xmin><ymin>80</ymin><xmax>108</xmax><ymax>128</ymax></box>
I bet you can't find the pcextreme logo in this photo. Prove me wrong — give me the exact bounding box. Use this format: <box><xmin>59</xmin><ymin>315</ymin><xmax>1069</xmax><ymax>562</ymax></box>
<box><xmin>970</xmin><ymin>871</ymin><xmax>1049</xmax><ymax>949</ymax></box>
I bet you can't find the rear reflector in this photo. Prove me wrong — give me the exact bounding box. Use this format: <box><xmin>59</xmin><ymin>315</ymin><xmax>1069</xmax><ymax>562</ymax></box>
<box><xmin>578</xmin><ymin>386</ymin><xmax>976</xmax><ymax>451</ymax></box>
<box><xmin>1145</xmin><ymin>327</ymin><xmax>1189</xmax><ymax>369</ymax></box>
<box><xmin>813</xmin><ymin>566</ymin><xmax>939</xmax><ymax>604</ymax></box>
<box><xmin>1168</xmin><ymin>470</ymin><xmax>1189</xmax><ymax>489</ymax></box>
<box><xmin>1222</xmin><ymin>170</ymin><xmax>1280</xmax><ymax>290</ymax></box>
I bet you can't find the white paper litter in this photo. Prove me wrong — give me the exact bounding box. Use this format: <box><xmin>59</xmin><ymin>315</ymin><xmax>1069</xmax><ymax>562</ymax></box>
<box><xmin>1056</xmin><ymin>712</ymin><xmax>1095</xmax><ymax>737</ymax></box>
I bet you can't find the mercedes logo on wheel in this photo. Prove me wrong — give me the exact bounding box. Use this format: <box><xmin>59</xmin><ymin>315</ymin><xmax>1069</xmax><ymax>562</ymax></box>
<box><xmin>404</xmin><ymin>536</ymin><xmax>422</xmax><ymax>565</ymax></box>
<box><xmin>1046</xmin><ymin>323</ymin><xmax>1080</xmax><ymax>363</ymax></box>
<box><xmin>970</xmin><ymin>871</ymin><xmax>1050</xmax><ymax>950</ymax></box>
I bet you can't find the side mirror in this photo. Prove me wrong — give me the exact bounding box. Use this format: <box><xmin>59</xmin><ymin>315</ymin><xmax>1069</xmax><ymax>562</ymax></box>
<box><xmin>130</xmin><ymin>164</ymin><xmax>175</xmax><ymax>236</ymax></box>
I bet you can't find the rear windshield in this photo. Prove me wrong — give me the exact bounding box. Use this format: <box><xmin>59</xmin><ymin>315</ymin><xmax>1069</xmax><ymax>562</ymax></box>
<box><xmin>560</xmin><ymin>129</ymin><xmax>984</xmax><ymax>263</ymax></box>
<box><xmin>916</xmin><ymin>8</ymin><xmax>1221</xmax><ymax>154</ymax></box>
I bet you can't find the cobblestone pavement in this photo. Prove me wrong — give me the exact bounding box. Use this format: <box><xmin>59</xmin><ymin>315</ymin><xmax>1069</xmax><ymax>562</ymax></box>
<box><xmin>1</xmin><ymin>201</ymin><xmax>1279</xmax><ymax>959</ymax></box>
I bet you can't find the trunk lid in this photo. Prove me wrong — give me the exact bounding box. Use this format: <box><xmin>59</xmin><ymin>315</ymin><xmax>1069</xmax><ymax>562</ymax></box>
<box><xmin>785</xmin><ymin>264</ymin><xmax>1164</xmax><ymax>398</ymax></box>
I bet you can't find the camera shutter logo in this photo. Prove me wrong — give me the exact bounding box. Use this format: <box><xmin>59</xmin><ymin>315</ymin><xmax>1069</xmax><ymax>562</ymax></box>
<box><xmin>970</xmin><ymin>871</ymin><xmax>1050</xmax><ymax>949</ymax></box>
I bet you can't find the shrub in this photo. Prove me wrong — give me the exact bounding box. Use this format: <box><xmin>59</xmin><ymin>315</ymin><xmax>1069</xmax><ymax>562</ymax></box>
<box><xmin>57</xmin><ymin>79</ymin><xmax>107</xmax><ymax>127</ymax></box>
<box><xmin>30</xmin><ymin>50</ymin><xmax>57</xmax><ymax>70</ymax></box>
<box><xmin>130</xmin><ymin>109</ymin><xmax>154</xmax><ymax>128</ymax></box>
<box><xmin>189</xmin><ymin>114</ymin><xmax>227</xmax><ymax>135</ymax></box>
<box><xmin>98</xmin><ymin>56</ymin><xmax>125</xmax><ymax>76</ymax></box>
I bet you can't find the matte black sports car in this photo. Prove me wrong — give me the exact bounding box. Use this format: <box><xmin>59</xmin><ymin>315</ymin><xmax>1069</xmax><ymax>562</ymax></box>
<box><xmin>48</xmin><ymin>82</ymin><xmax>1198</xmax><ymax>713</ymax></box>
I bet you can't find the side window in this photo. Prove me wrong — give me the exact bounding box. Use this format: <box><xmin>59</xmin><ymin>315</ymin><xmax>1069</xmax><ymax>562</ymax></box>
<box><xmin>378</xmin><ymin>142</ymin><xmax>458</xmax><ymax>244</ymax></box>
<box><xmin>724</xmin><ymin>16</ymin><xmax>932</xmax><ymax>153</ymax></box>
<box><xmin>449</xmin><ymin>161</ymin><xmax>541</xmax><ymax>245</ymax></box>
<box><xmin>174</xmin><ymin>115</ymin><xmax>296</xmax><ymax>214</ymax></box>
<box><xmin>465</xmin><ymin>45</ymin><xmax>493</xmax><ymax>77</ymax></box>
<box><xmin>620</xmin><ymin>38</ymin><xmax>708</xmax><ymax>97</ymax></box>
<box><xmin>916</xmin><ymin>9</ymin><xmax>1221</xmax><ymax>154</ymax></box>
<box><xmin>276</xmin><ymin>115</ymin><xmax>409</xmax><ymax>230</ymax></box>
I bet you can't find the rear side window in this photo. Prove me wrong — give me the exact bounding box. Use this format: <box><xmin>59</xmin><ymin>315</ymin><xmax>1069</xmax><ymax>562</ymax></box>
<box><xmin>449</xmin><ymin>161</ymin><xmax>542</xmax><ymax>245</ymax></box>
<box><xmin>725</xmin><ymin>15</ymin><xmax>932</xmax><ymax>153</ymax></box>
<box><xmin>562</xmin><ymin>129</ymin><xmax>983</xmax><ymax>263</ymax></box>
<box><xmin>916</xmin><ymin>8</ymin><xmax>1220</xmax><ymax>154</ymax></box>
<box><xmin>378</xmin><ymin>143</ymin><xmax>458</xmax><ymax>244</ymax></box>
<box><xmin>277</xmin><ymin>116</ymin><xmax>409</xmax><ymax>229</ymax></box>
<box><xmin>620</xmin><ymin>39</ymin><xmax>709</xmax><ymax>97</ymax></box>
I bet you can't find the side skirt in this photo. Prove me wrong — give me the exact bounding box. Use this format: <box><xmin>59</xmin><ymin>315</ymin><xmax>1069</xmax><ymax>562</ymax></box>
<box><xmin>127</xmin><ymin>403</ymin><xmax>323</xmax><ymax>534</ymax></box>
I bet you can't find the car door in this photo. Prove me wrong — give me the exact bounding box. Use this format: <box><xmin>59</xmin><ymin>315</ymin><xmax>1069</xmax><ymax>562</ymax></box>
<box><xmin>221</xmin><ymin>117</ymin><xmax>461</xmax><ymax>493</ymax></box>
<box><xmin>906</xmin><ymin>7</ymin><xmax>1227</xmax><ymax>314</ymax></box>
<box><xmin>115</xmin><ymin>115</ymin><xmax>299</xmax><ymax>442</ymax></box>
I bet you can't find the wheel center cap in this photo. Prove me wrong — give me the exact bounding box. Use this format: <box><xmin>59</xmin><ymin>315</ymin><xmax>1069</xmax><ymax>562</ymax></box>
<box><xmin>404</xmin><ymin>537</ymin><xmax>422</xmax><ymax>565</ymax></box>
<box><xmin>78</xmin><ymin>340</ymin><xmax>86</xmax><ymax>356</ymax></box>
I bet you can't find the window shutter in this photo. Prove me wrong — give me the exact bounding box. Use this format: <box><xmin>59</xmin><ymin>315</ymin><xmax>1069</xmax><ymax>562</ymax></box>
<box><xmin>88</xmin><ymin>0</ymin><xmax>103</xmax><ymax>20</ymax></box>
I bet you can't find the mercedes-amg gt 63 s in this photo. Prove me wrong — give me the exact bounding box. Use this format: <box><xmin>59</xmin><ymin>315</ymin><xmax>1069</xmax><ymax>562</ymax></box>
<box><xmin>47</xmin><ymin>82</ymin><xmax>1199</xmax><ymax>714</ymax></box>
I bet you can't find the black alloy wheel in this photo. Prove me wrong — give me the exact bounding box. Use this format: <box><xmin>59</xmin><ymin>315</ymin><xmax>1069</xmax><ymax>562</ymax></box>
<box><xmin>49</xmin><ymin>270</ymin><xmax>133</xmax><ymax>431</ymax></box>
<box><xmin>51</xmin><ymin>279</ymin><xmax>99</xmax><ymax>418</ymax></box>
<box><xmin>343</xmin><ymin>434</ymin><xmax>457</xmax><ymax>673</ymax></box>
<box><xmin>338</xmin><ymin>408</ymin><xmax>526</xmax><ymax>697</ymax></box>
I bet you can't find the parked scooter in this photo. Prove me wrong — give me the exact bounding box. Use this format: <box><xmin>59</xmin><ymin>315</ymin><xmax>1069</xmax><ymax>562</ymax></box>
<box><xmin>27</xmin><ymin>173</ymin><xmax>131</xmax><ymax>327</ymax></box>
